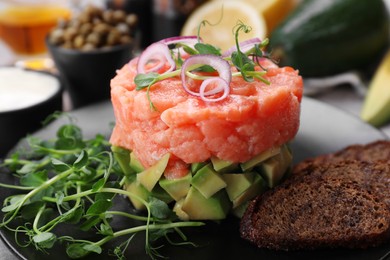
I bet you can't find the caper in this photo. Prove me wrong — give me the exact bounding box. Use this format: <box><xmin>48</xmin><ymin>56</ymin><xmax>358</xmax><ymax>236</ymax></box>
<box><xmin>120</xmin><ymin>35</ymin><xmax>132</xmax><ymax>44</ymax></box>
<box><xmin>81</xmin><ymin>43</ymin><xmax>96</xmax><ymax>51</ymax></box>
<box><xmin>93</xmin><ymin>23</ymin><xmax>110</xmax><ymax>35</ymax></box>
<box><xmin>125</xmin><ymin>14</ymin><xmax>138</xmax><ymax>28</ymax></box>
<box><xmin>86</xmin><ymin>32</ymin><xmax>103</xmax><ymax>46</ymax></box>
<box><xmin>73</xmin><ymin>35</ymin><xmax>85</xmax><ymax>49</ymax></box>
<box><xmin>49</xmin><ymin>28</ymin><xmax>65</xmax><ymax>45</ymax></box>
<box><xmin>79</xmin><ymin>23</ymin><xmax>93</xmax><ymax>36</ymax></box>
<box><xmin>63</xmin><ymin>27</ymin><xmax>78</xmax><ymax>42</ymax></box>
<box><xmin>112</xmin><ymin>10</ymin><xmax>126</xmax><ymax>23</ymax></box>
<box><xmin>116</xmin><ymin>23</ymin><xmax>129</xmax><ymax>34</ymax></box>
<box><xmin>49</xmin><ymin>5</ymin><xmax>138</xmax><ymax>51</ymax></box>
<box><xmin>107</xmin><ymin>30</ymin><xmax>121</xmax><ymax>46</ymax></box>
<box><xmin>102</xmin><ymin>10</ymin><xmax>115</xmax><ymax>24</ymax></box>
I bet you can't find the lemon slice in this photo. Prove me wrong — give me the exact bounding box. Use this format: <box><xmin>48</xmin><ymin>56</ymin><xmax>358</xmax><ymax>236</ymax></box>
<box><xmin>181</xmin><ymin>0</ymin><xmax>266</xmax><ymax>52</ymax></box>
<box><xmin>361</xmin><ymin>49</ymin><xmax>390</xmax><ymax>127</ymax></box>
<box><xmin>240</xmin><ymin>0</ymin><xmax>298</xmax><ymax>33</ymax></box>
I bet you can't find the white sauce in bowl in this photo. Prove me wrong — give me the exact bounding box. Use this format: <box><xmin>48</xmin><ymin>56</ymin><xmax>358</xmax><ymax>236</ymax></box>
<box><xmin>0</xmin><ymin>67</ymin><xmax>60</xmax><ymax>112</ymax></box>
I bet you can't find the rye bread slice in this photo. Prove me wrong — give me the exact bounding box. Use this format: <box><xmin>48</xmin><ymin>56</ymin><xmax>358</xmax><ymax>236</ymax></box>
<box><xmin>292</xmin><ymin>140</ymin><xmax>390</xmax><ymax>209</ymax></box>
<box><xmin>294</xmin><ymin>140</ymin><xmax>390</xmax><ymax>172</ymax></box>
<box><xmin>240</xmin><ymin>171</ymin><xmax>390</xmax><ymax>251</ymax></box>
<box><xmin>293</xmin><ymin>161</ymin><xmax>390</xmax><ymax>207</ymax></box>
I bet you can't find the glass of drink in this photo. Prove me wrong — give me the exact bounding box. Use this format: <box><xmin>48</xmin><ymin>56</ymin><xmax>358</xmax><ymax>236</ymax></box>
<box><xmin>0</xmin><ymin>0</ymin><xmax>71</xmax><ymax>56</ymax></box>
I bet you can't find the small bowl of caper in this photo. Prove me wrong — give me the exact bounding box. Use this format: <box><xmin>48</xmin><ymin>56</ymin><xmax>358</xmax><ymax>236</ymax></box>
<box><xmin>46</xmin><ymin>5</ymin><xmax>138</xmax><ymax>109</ymax></box>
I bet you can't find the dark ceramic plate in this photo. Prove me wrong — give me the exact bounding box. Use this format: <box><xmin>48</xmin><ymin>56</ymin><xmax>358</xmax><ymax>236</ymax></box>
<box><xmin>1</xmin><ymin>97</ymin><xmax>389</xmax><ymax>260</ymax></box>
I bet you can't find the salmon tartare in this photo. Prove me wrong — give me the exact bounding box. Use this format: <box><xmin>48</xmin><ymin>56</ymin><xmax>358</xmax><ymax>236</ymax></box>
<box><xmin>110</xmin><ymin>34</ymin><xmax>303</xmax><ymax>220</ymax></box>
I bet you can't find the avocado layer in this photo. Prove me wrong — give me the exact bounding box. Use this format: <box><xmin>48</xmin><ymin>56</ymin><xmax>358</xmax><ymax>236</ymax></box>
<box><xmin>191</xmin><ymin>164</ymin><xmax>227</xmax><ymax>199</ymax></box>
<box><xmin>181</xmin><ymin>187</ymin><xmax>231</xmax><ymax>220</ymax></box>
<box><xmin>159</xmin><ymin>173</ymin><xmax>192</xmax><ymax>201</ymax></box>
<box><xmin>137</xmin><ymin>153</ymin><xmax>170</xmax><ymax>192</ymax></box>
<box><xmin>118</xmin><ymin>145</ymin><xmax>292</xmax><ymax>220</ymax></box>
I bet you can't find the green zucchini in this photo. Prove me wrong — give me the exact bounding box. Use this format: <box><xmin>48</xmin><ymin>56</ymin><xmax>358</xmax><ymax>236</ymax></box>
<box><xmin>269</xmin><ymin>0</ymin><xmax>389</xmax><ymax>77</ymax></box>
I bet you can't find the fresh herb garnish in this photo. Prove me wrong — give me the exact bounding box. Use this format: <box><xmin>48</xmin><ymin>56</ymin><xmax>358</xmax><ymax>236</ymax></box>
<box><xmin>0</xmin><ymin>123</ymin><xmax>203</xmax><ymax>259</ymax></box>
<box><xmin>194</xmin><ymin>43</ymin><xmax>221</xmax><ymax>55</ymax></box>
<box><xmin>134</xmin><ymin>21</ymin><xmax>271</xmax><ymax>109</ymax></box>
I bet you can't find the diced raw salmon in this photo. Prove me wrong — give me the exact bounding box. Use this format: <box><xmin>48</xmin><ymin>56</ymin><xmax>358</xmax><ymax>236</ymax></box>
<box><xmin>110</xmin><ymin>58</ymin><xmax>303</xmax><ymax>179</ymax></box>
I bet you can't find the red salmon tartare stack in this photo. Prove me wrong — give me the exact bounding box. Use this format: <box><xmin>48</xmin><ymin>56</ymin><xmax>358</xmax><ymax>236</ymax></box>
<box><xmin>110</xmin><ymin>33</ymin><xmax>303</xmax><ymax>220</ymax></box>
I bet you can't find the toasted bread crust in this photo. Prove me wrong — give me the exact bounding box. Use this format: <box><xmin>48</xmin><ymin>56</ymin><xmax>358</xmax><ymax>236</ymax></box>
<box><xmin>240</xmin><ymin>141</ymin><xmax>390</xmax><ymax>251</ymax></box>
<box><xmin>293</xmin><ymin>140</ymin><xmax>390</xmax><ymax>172</ymax></box>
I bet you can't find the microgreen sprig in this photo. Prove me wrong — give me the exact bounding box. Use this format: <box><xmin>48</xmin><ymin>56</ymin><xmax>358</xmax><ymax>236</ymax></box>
<box><xmin>134</xmin><ymin>21</ymin><xmax>271</xmax><ymax>110</ymax></box>
<box><xmin>0</xmin><ymin>123</ymin><xmax>204</xmax><ymax>259</ymax></box>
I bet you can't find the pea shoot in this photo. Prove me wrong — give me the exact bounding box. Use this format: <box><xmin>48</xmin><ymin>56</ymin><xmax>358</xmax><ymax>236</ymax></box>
<box><xmin>134</xmin><ymin>21</ymin><xmax>271</xmax><ymax>110</ymax></box>
<box><xmin>0</xmin><ymin>123</ymin><xmax>203</xmax><ymax>259</ymax></box>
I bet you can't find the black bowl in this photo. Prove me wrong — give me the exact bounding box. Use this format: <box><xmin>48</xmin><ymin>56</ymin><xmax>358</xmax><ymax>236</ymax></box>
<box><xmin>46</xmin><ymin>40</ymin><xmax>134</xmax><ymax>109</ymax></box>
<box><xmin>0</xmin><ymin>67</ymin><xmax>63</xmax><ymax>157</ymax></box>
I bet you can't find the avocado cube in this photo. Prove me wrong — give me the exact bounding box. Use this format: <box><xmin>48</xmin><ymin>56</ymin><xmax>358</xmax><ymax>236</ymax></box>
<box><xmin>240</xmin><ymin>147</ymin><xmax>281</xmax><ymax>172</ymax></box>
<box><xmin>173</xmin><ymin>198</ymin><xmax>190</xmax><ymax>221</ymax></box>
<box><xmin>111</xmin><ymin>146</ymin><xmax>135</xmax><ymax>175</ymax></box>
<box><xmin>182</xmin><ymin>187</ymin><xmax>231</xmax><ymax>220</ymax></box>
<box><xmin>159</xmin><ymin>173</ymin><xmax>192</xmax><ymax>201</ymax></box>
<box><xmin>191</xmin><ymin>164</ymin><xmax>227</xmax><ymax>198</ymax></box>
<box><xmin>231</xmin><ymin>200</ymin><xmax>250</xmax><ymax>218</ymax></box>
<box><xmin>124</xmin><ymin>179</ymin><xmax>150</xmax><ymax>210</ymax></box>
<box><xmin>259</xmin><ymin>145</ymin><xmax>292</xmax><ymax>188</ymax></box>
<box><xmin>191</xmin><ymin>162</ymin><xmax>207</xmax><ymax>174</ymax></box>
<box><xmin>151</xmin><ymin>185</ymin><xmax>174</xmax><ymax>204</ymax></box>
<box><xmin>129</xmin><ymin>152</ymin><xmax>145</xmax><ymax>173</ymax></box>
<box><xmin>222</xmin><ymin>172</ymin><xmax>255</xmax><ymax>201</ymax></box>
<box><xmin>232</xmin><ymin>174</ymin><xmax>267</xmax><ymax>208</ymax></box>
<box><xmin>282</xmin><ymin>145</ymin><xmax>293</xmax><ymax>171</ymax></box>
<box><xmin>210</xmin><ymin>156</ymin><xmax>239</xmax><ymax>173</ymax></box>
<box><xmin>137</xmin><ymin>153</ymin><xmax>170</xmax><ymax>192</ymax></box>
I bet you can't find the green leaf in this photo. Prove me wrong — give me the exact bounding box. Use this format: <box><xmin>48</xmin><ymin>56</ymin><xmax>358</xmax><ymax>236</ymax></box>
<box><xmin>149</xmin><ymin>197</ymin><xmax>171</xmax><ymax>219</ymax></box>
<box><xmin>134</xmin><ymin>73</ymin><xmax>159</xmax><ymax>90</ymax></box>
<box><xmin>20</xmin><ymin>170</ymin><xmax>48</xmax><ymax>187</ymax></box>
<box><xmin>55</xmin><ymin>191</ymin><xmax>65</xmax><ymax>205</ymax></box>
<box><xmin>66</xmin><ymin>243</ymin><xmax>90</xmax><ymax>258</ymax></box>
<box><xmin>2</xmin><ymin>202</ymin><xmax>20</xmax><ymax>213</ymax></box>
<box><xmin>194</xmin><ymin>43</ymin><xmax>221</xmax><ymax>55</ymax></box>
<box><xmin>83</xmin><ymin>244</ymin><xmax>102</xmax><ymax>254</ymax></box>
<box><xmin>2</xmin><ymin>195</ymin><xmax>24</xmax><ymax>212</ymax></box>
<box><xmin>55</xmin><ymin>124</ymin><xmax>84</xmax><ymax>150</ymax></box>
<box><xmin>30</xmin><ymin>186</ymin><xmax>55</xmax><ymax>203</ymax></box>
<box><xmin>91</xmin><ymin>178</ymin><xmax>105</xmax><ymax>192</ymax></box>
<box><xmin>182</xmin><ymin>45</ymin><xmax>197</xmax><ymax>55</ymax></box>
<box><xmin>86</xmin><ymin>199</ymin><xmax>112</xmax><ymax>216</ymax></box>
<box><xmin>20</xmin><ymin>201</ymin><xmax>45</xmax><ymax>220</ymax></box>
<box><xmin>32</xmin><ymin>232</ymin><xmax>57</xmax><ymax>249</ymax></box>
<box><xmin>94</xmin><ymin>191</ymin><xmax>115</xmax><ymax>202</ymax></box>
<box><xmin>231</xmin><ymin>51</ymin><xmax>255</xmax><ymax>82</ymax></box>
<box><xmin>65</xmin><ymin>207</ymin><xmax>84</xmax><ymax>224</ymax></box>
<box><xmin>80</xmin><ymin>216</ymin><xmax>101</xmax><ymax>231</ymax></box>
<box><xmin>98</xmin><ymin>223</ymin><xmax>113</xmax><ymax>236</ymax></box>
<box><xmin>73</xmin><ymin>150</ymin><xmax>88</xmax><ymax>170</ymax></box>
<box><xmin>17</xmin><ymin>163</ymin><xmax>38</xmax><ymax>175</ymax></box>
<box><xmin>57</xmin><ymin>124</ymin><xmax>82</xmax><ymax>140</ymax></box>
<box><xmin>51</xmin><ymin>158</ymin><xmax>71</xmax><ymax>172</ymax></box>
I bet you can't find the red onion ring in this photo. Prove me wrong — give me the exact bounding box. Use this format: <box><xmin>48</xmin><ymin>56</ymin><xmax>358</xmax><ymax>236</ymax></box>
<box><xmin>181</xmin><ymin>55</ymin><xmax>231</xmax><ymax>101</ymax></box>
<box><xmin>137</xmin><ymin>42</ymin><xmax>176</xmax><ymax>74</ymax></box>
<box><xmin>222</xmin><ymin>37</ymin><xmax>262</xmax><ymax>57</ymax></box>
<box><xmin>159</xmin><ymin>35</ymin><xmax>202</xmax><ymax>46</ymax></box>
<box><xmin>199</xmin><ymin>77</ymin><xmax>229</xmax><ymax>102</ymax></box>
<box><xmin>161</xmin><ymin>36</ymin><xmax>203</xmax><ymax>58</ymax></box>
